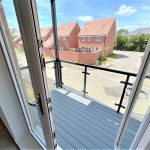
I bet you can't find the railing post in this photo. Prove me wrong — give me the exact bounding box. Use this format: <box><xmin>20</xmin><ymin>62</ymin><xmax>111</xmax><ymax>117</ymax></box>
<box><xmin>54</xmin><ymin>60</ymin><xmax>63</xmax><ymax>88</ymax></box>
<box><xmin>82</xmin><ymin>66</ymin><xmax>89</xmax><ymax>98</ymax></box>
<box><xmin>115</xmin><ymin>74</ymin><xmax>130</xmax><ymax>113</ymax></box>
<box><xmin>50</xmin><ymin>0</ymin><xmax>62</xmax><ymax>88</ymax></box>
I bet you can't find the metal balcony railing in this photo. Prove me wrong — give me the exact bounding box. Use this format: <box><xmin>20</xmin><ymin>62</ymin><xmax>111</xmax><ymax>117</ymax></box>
<box><xmin>20</xmin><ymin>59</ymin><xmax>150</xmax><ymax>113</ymax></box>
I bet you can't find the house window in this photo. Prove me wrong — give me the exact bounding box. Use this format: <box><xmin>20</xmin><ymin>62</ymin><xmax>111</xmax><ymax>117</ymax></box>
<box><xmin>62</xmin><ymin>36</ymin><xmax>67</xmax><ymax>40</ymax></box>
<box><xmin>81</xmin><ymin>37</ymin><xmax>85</xmax><ymax>41</ymax></box>
<box><xmin>96</xmin><ymin>36</ymin><xmax>101</xmax><ymax>41</ymax></box>
<box><xmin>97</xmin><ymin>47</ymin><xmax>100</xmax><ymax>51</ymax></box>
<box><xmin>60</xmin><ymin>47</ymin><xmax>63</xmax><ymax>50</ymax></box>
<box><xmin>95</xmin><ymin>47</ymin><xmax>100</xmax><ymax>51</ymax></box>
<box><xmin>88</xmin><ymin>36</ymin><xmax>91</xmax><ymax>41</ymax></box>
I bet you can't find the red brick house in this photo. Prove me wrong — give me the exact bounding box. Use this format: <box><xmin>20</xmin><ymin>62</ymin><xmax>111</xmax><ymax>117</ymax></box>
<box><xmin>78</xmin><ymin>18</ymin><xmax>116</xmax><ymax>55</ymax></box>
<box><xmin>43</xmin><ymin>22</ymin><xmax>80</xmax><ymax>50</ymax></box>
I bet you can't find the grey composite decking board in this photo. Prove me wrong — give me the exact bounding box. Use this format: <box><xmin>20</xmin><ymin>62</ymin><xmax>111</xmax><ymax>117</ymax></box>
<box><xmin>55</xmin><ymin>132</ymin><xmax>76</xmax><ymax>149</ymax></box>
<box><xmin>54</xmin><ymin>123</ymin><xmax>88</xmax><ymax>149</ymax></box>
<box><xmin>53</xmin><ymin>109</ymin><xmax>113</xmax><ymax>149</ymax></box>
<box><xmin>27</xmin><ymin>89</ymin><xmax>140</xmax><ymax>149</ymax></box>
<box><xmin>52</xmin><ymin>91</ymin><xmax>121</xmax><ymax>130</ymax></box>
<box><xmin>52</xmin><ymin>98</ymin><xmax>118</xmax><ymax>141</ymax></box>
<box><xmin>52</xmin><ymin>93</ymin><xmax>133</xmax><ymax>147</ymax></box>
<box><xmin>54</xmin><ymin>117</ymin><xmax>104</xmax><ymax>149</ymax></box>
<box><xmin>52</xmin><ymin>91</ymin><xmax>138</xmax><ymax>139</ymax></box>
<box><xmin>51</xmin><ymin>90</ymin><xmax>141</xmax><ymax>149</ymax></box>
<box><xmin>52</xmin><ymin>94</ymin><xmax>119</xmax><ymax>136</ymax></box>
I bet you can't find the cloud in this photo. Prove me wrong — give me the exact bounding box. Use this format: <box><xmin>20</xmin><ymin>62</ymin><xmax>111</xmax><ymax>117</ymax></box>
<box><xmin>77</xmin><ymin>16</ymin><xmax>93</xmax><ymax>22</ymax></box>
<box><xmin>141</xmin><ymin>6</ymin><xmax>150</xmax><ymax>11</ymax></box>
<box><xmin>116</xmin><ymin>4</ymin><xmax>137</xmax><ymax>16</ymax></box>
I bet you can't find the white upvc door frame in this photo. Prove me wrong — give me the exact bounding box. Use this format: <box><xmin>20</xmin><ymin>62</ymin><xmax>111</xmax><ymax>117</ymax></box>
<box><xmin>131</xmin><ymin>109</ymin><xmax>150</xmax><ymax>149</ymax></box>
<box><xmin>115</xmin><ymin>39</ymin><xmax>150</xmax><ymax>149</ymax></box>
<box><xmin>5</xmin><ymin>0</ymin><xmax>55</xmax><ymax>149</ymax></box>
<box><xmin>0</xmin><ymin>3</ymin><xmax>46</xmax><ymax>147</ymax></box>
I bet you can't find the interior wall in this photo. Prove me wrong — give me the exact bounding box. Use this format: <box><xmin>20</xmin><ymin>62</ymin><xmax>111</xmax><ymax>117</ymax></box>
<box><xmin>0</xmin><ymin>47</ymin><xmax>41</xmax><ymax>149</ymax></box>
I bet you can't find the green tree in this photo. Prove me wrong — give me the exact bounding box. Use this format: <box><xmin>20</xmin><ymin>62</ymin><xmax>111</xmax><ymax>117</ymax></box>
<box><xmin>117</xmin><ymin>29</ymin><xmax>129</xmax><ymax>35</ymax></box>
<box><xmin>116</xmin><ymin>33</ymin><xmax>150</xmax><ymax>52</ymax></box>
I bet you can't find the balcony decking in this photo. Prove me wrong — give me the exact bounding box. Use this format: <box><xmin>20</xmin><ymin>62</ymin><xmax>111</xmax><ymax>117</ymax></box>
<box><xmin>51</xmin><ymin>89</ymin><xmax>140</xmax><ymax>149</ymax></box>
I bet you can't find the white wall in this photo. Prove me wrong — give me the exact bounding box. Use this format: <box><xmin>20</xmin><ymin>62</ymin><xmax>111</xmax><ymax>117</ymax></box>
<box><xmin>0</xmin><ymin>47</ymin><xmax>41</xmax><ymax>149</ymax></box>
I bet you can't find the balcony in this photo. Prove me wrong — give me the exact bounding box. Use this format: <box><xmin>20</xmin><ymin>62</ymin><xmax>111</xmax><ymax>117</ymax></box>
<box><xmin>21</xmin><ymin>60</ymin><xmax>144</xmax><ymax>149</ymax></box>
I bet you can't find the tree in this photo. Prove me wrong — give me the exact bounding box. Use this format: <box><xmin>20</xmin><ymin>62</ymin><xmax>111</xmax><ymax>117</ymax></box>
<box><xmin>117</xmin><ymin>29</ymin><xmax>129</xmax><ymax>36</ymax></box>
<box><xmin>116</xmin><ymin>33</ymin><xmax>150</xmax><ymax>52</ymax></box>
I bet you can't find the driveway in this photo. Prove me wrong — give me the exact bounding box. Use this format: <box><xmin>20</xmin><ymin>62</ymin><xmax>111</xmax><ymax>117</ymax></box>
<box><xmin>101</xmin><ymin>50</ymin><xmax>144</xmax><ymax>73</ymax></box>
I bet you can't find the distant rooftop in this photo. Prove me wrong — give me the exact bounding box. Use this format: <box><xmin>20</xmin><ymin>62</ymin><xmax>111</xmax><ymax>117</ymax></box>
<box><xmin>57</xmin><ymin>22</ymin><xmax>78</xmax><ymax>36</ymax></box>
<box><xmin>40</xmin><ymin>27</ymin><xmax>52</xmax><ymax>37</ymax></box>
<box><xmin>128</xmin><ymin>27</ymin><xmax>150</xmax><ymax>36</ymax></box>
<box><xmin>78</xmin><ymin>17</ymin><xmax>116</xmax><ymax>36</ymax></box>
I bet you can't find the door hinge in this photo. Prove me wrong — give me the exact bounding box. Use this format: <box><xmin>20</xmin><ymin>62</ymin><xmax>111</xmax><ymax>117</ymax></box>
<box><xmin>37</xmin><ymin>39</ymin><xmax>43</xmax><ymax>48</ymax></box>
<box><xmin>47</xmin><ymin>98</ymin><xmax>52</xmax><ymax>112</ymax></box>
<box><xmin>36</xmin><ymin>94</ymin><xmax>44</xmax><ymax>115</ymax></box>
<box><xmin>54</xmin><ymin>144</ymin><xmax>57</xmax><ymax>149</ymax></box>
<box><xmin>52</xmin><ymin>132</ymin><xmax>56</xmax><ymax>139</ymax></box>
<box><xmin>40</xmin><ymin>55</ymin><xmax>46</xmax><ymax>69</ymax></box>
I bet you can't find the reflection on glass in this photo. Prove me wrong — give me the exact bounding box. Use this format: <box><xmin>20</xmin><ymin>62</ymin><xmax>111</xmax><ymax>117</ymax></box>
<box><xmin>36</xmin><ymin>0</ymin><xmax>56</xmax><ymax>93</ymax></box>
<box><xmin>36</xmin><ymin>0</ymin><xmax>55</xmax><ymax>61</ymax></box>
<box><xmin>119</xmin><ymin>62</ymin><xmax>150</xmax><ymax>149</ymax></box>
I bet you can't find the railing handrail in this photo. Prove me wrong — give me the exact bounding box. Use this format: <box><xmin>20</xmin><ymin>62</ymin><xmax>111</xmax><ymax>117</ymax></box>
<box><xmin>20</xmin><ymin>59</ymin><xmax>150</xmax><ymax>79</ymax></box>
<box><xmin>60</xmin><ymin>60</ymin><xmax>137</xmax><ymax>77</ymax></box>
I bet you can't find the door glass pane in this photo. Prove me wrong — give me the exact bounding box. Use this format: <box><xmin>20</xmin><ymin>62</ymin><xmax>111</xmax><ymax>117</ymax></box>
<box><xmin>36</xmin><ymin>0</ymin><xmax>56</xmax><ymax>92</ymax></box>
<box><xmin>1</xmin><ymin>0</ymin><xmax>45</xmax><ymax>144</ymax></box>
<box><xmin>119</xmin><ymin>61</ymin><xmax>150</xmax><ymax>149</ymax></box>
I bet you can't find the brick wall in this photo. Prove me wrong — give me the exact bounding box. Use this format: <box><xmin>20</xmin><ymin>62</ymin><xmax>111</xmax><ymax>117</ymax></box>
<box><xmin>68</xmin><ymin>23</ymin><xmax>80</xmax><ymax>48</ymax></box>
<box><xmin>104</xmin><ymin>19</ymin><xmax>116</xmax><ymax>55</ymax></box>
<box><xmin>43</xmin><ymin>48</ymin><xmax>104</xmax><ymax>64</ymax></box>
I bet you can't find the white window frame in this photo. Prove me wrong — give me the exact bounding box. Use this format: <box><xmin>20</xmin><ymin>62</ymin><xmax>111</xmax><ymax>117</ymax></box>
<box><xmin>96</xmin><ymin>36</ymin><xmax>101</xmax><ymax>41</ymax></box>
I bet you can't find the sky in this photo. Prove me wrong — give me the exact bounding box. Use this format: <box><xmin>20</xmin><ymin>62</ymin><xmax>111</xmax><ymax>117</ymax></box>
<box><xmin>2</xmin><ymin>0</ymin><xmax>150</xmax><ymax>32</ymax></box>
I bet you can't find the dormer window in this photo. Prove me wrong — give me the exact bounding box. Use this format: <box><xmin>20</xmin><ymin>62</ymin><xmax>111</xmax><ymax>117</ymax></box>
<box><xmin>96</xmin><ymin>36</ymin><xmax>101</xmax><ymax>41</ymax></box>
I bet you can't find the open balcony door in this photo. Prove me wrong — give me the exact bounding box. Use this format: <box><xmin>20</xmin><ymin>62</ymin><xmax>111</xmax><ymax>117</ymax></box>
<box><xmin>115</xmin><ymin>40</ymin><xmax>150</xmax><ymax>149</ymax></box>
<box><xmin>0</xmin><ymin>0</ymin><xmax>56</xmax><ymax>149</ymax></box>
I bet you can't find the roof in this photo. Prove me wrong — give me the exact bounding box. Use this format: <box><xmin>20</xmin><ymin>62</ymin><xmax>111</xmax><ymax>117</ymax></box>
<box><xmin>128</xmin><ymin>27</ymin><xmax>150</xmax><ymax>36</ymax></box>
<box><xmin>43</xmin><ymin>36</ymin><xmax>69</xmax><ymax>48</ymax></box>
<box><xmin>57</xmin><ymin>22</ymin><xmax>77</xmax><ymax>36</ymax></box>
<box><xmin>40</xmin><ymin>27</ymin><xmax>52</xmax><ymax>37</ymax></box>
<box><xmin>43</xmin><ymin>36</ymin><xmax>54</xmax><ymax>48</ymax></box>
<box><xmin>78</xmin><ymin>18</ymin><xmax>115</xmax><ymax>36</ymax></box>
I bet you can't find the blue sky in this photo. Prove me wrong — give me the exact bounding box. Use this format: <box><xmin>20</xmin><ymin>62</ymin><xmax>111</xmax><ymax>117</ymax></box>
<box><xmin>2</xmin><ymin>0</ymin><xmax>150</xmax><ymax>31</ymax></box>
